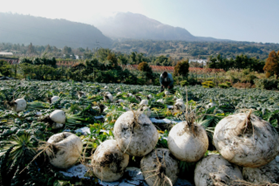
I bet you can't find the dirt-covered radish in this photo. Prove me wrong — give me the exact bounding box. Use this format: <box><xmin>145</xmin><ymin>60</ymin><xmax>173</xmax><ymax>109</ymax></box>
<box><xmin>50</xmin><ymin>109</ymin><xmax>66</xmax><ymax>124</ymax></box>
<box><xmin>205</xmin><ymin>102</ymin><xmax>216</xmax><ymax>109</ymax></box>
<box><xmin>47</xmin><ymin>96</ymin><xmax>60</xmax><ymax>103</ymax></box>
<box><xmin>242</xmin><ymin>156</ymin><xmax>279</xmax><ymax>184</ymax></box>
<box><xmin>139</xmin><ymin>99</ymin><xmax>148</xmax><ymax>106</ymax></box>
<box><xmin>164</xmin><ymin>91</ymin><xmax>170</xmax><ymax>96</ymax></box>
<box><xmin>168</xmin><ymin>119</ymin><xmax>208</xmax><ymax>162</ymax></box>
<box><xmin>51</xmin><ymin>96</ymin><xmax>59</xmax><ymax>103</ymax></box>
<box><xmin>114</xmin><ymin>111</ymin><xmax>159</xmax><ymax>157</ymax></box>
<box><xmin>147</xmin><ymin>94</ymin><xmax>153</xmax><ymax>100</ymax></box>
<box><xmin>46</xmin><ymin>132</ymin><xmax>82</xmax><ymax>169</ymax></box>
<box><xmin>104</xmin><ymin>92</ymin><xmax>113</xmax><ymax>102</ymax></box>
<box><xmin>91</xmin><ymin>140</ymin><xmax>129</xmax><ymax>182</ymax></box>
<box><xmin>141</xmin><ymin>148</ymin><xmax>179</xmax><ymax>186</ymax></box>
<box><xmin>173</xmin><ymin>99</ymin><xmax>186</xmax><ymax>113</ymax></box>
<box><xmin>9</xmin><ymin>98</ymin><xmax>27</xmax><ymax>112</ymax></box>
<box><xmin>77</xmin><ymin>91</ymin><xmax>86</xmax><ymax>99</ymax></box>
<box><xmin>138</xmin><ymin>106</ymin><xmax>151</xmax><ymax>117</ymax></box>
<box><xmin>194</xmin><ymin>154</ymin><xmax>243</xmax><ymax>186</ymax></box>
<box><xmin>213</xmin><ymin>111</ymin><xmax>279</xmax><ymax>168</ymax></box>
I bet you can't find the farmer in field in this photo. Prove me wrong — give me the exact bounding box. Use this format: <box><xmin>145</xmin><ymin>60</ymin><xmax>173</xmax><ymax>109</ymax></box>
<box><xmin>160</xmin><ymin>71</ymin><xmax>174</xmax><ymax>93</ymax></box>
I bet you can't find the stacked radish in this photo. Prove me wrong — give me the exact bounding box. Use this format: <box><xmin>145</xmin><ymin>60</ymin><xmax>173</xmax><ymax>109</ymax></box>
<box><xmin>194</xmin><ymin>154</ymin><xmax>243</xmax><ymax>186</ymax></box>
<box><xmin>242</xmin><ymin>156</ymin><xmax>279</xmax><ymax>184</ymax></box>
<box><xmin>91</xmin><ymin>140</ymin><xmax>129</xmax><ymax>182</ymax></box>
<box><xmin>168</xmin><ymin>110</ymin><xmax>208</xmax><ymax>162</ymax></box>
<box><xmin>46</xmin><ymin>132</ymin><xmax>82</xmax><ymax>169</ymax></box>
<box><xmin>113</xmin><ymin>110</ymin><xmax>159</xmax><ymax>157</ymax></box>
<box><xmin>141</xmin><ymin>148</ymin><xmax>179</xmax><ymax>186</ymax></box>
<box><xmin>213</xmin><ymin>110</ymin><xmax>279</xmax><ymax>184</ymax></box>
<box><xmin>213</xmin><ymin>110</ymin><xmax>279</xmax><ymax>168</ymax></box>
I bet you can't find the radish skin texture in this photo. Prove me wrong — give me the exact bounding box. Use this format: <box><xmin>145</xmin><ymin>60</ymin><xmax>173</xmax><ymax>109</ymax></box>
<box><xmin>141</xmin><ymin>148</ymin><xmax>179</xmax><ymax>186</ymax></box>
<box><xmin>173</xmin><ymin>99</ymin><xmax>185</xmax><ymax>113</ymax></box>
<box><xmin>138</xmin><ymin>106</ymin><xmax>151</xmax><ymax>117</ymax></box>
<box><xmin>242</xmin><ymin>156</ymin><xmax>279</xmax><ymax>184</ymax></box>
<box><xmin>92</xmin><ymin>140</ymin><xmax>129</xmax><ymax>182</ymax></box>
<box><xmin>13</xmin><ymin>98</ymin><xmax>27</xmax><ymax>112</ymax></box>
<box><xmin>194</xmin><ymin>154</ymin><xmax>243</xmax><ymax>186</ymax></box>
<box><xmin>114</xmin><ymin>111</ymin><xmax>159</xmax><ymax>157</ymax></box>
<box><xmin>46</xmin><ymin>132</ymin><xmax>82</xmax><ymax>169</ymax></box>
<box><xmin>168</xmin><ymin>121</ymin><xmax>208</xmax><ymax>162</ymax></box>
<box><xmin>139</xmin><ymin>99</ymin><xmax>148</xmax><ymax>106</ymax></box>
<box><xmin>51</xmin><ymin>96</ymin><xmax>59</xmax><ymax>103</ymax></box>
<box><xmin>104</xmin><ymin>92</ymin><xmax>113</xmax><ymax>102</ymax></box>
<box><xmin>50</xmin><ymin>110</ymin><xmax>66</xmax><ymax>124</ymax></box>
<box><xmin>213</xmin><ymin>113</ymin><xmax>279</xmax><ymax>168</ymax></box>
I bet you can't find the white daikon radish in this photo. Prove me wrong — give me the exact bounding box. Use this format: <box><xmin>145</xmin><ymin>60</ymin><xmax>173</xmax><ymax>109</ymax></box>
<box><xmin>138</xmin><ymin>106</ymin><xmax>151</xmax><ymax>117</ymax></box>
<box><xmin>10</xmin><ymin>98</ymin><xmax>27</xmax><ymax>112</ymax></box>
<box><xmin>104</xmin><ymin>92</ymin><xmax>113</xmax><ymax>102</ymax></box>
<box><xmin>114</xmin><ymin>111</ymin><xmax>159</xmax><ymax>157</ymax></box>
<box><xmin>91</xmin><ymin>140</ymin><xmax>129</xmax><ymax>182</ymax></box>
<box><xmin>213</xmin><ymin>111</ymin><xmax>279</xmax><ymax>167</ymax></box>
<box><xmin>139</xmin><ymin>99</ymin><xmax>148</xmax><ymax>106</ymax></box>
<box><xmin>50</xmin><ymin>110</ymin><xmax>66</xmax><ymax>124</ymax></box>
<box><xmin>242</xmin><ymin>156</ymin><xmax>279</xmax><ymax>184</ymax></box>
<box><xmin>141</xmin><ymin>148</ymin><xmax>179</xmax><ymax>186</ymax></box>
<box><xmin>168</xmin><ymin>120</ymin><xmax>208</xmax><ymax>162</ymax></box>
<box><xmin>173</xmin><ymin>99</ymin><xmax>186</xmax><ymax>113</ymax></box>
<box><xmin>51</xmin><ymin>96</ymin><xmax>59</xmax><ymax>103</ymax></box>
<box><xmin>194</xmin><ymin>154</ymin><xmax>243</xmax><ymax>186</ymax></box>
<box><xmin>46</xmin><ymin>132</ymin><xmax>82</xmax><ymax>169</ymax></box>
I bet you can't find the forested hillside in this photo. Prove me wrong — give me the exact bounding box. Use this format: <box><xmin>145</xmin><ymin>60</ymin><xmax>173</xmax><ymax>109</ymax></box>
<box><xmin>112</xmin><ymin>40</ymin><xmax>279</xmax><ymax>60</ymax></box>
<box><xmin>0</xmin><ymin>13</ymin><xmax>112</xmax><ymax>48</ymax></box>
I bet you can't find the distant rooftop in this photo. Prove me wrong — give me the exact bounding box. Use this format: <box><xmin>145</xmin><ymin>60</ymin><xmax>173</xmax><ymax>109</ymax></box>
<box><xmin>0</xmin><ymin>52</ymin><xmax>13</xmax><ymax>56</ymax></box>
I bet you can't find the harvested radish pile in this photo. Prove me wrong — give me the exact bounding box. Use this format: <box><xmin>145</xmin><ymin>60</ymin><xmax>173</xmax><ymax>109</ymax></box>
<box><xmin>168</xmin><ymin>120</ymin><xmax>208</xmax><ymax>162</ymax></box>
<box><xmin>213</xmin><ymin>111</ymin><xmax>279</xmax><ymax>168</ymax></box>
<box><xmin>46</xmin><ymin>132</ymin><xmax>83</xmax><ymax>169</ymax></box>
<box><xmin>113</xmin><ymin>110</ymin><xmax>159</xmax><ymax>157</ymax></box>
<box><xmin>91</xmin><ymin>140</ymin><xmax>129</xmax><ymax>182</ymax></box>
<box><xmin>141</xmin><ymin>148</ymin><xmax>179</xmax><ymax>186</ymax></box>
<box><xmin>194</xmin><ymin>154</ymin><xmax>243</xmax><ymax>186</ymax></box>
<box><xmin>242</xmin><ymin>156</ymin><xmax>279</xmax><ymax>184</ymax></box>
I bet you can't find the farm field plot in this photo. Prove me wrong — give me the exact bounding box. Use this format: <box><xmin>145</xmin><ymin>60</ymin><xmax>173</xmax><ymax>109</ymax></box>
<box><xmin>0</xmin><ymin>80</ymin><xmax>279</xmax><ymax>185</ymax></box>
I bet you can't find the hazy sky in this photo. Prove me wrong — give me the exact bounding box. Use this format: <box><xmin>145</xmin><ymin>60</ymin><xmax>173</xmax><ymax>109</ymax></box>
<box><xmin>1</xmin><ymin>0</ymin><xmax>279</xmax><ymax>43</ymax></box>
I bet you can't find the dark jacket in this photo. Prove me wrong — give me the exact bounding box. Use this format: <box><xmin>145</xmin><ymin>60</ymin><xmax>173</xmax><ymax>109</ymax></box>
<box><xmin>159</xmin><ymin>73</ymin><xmax>174</xmax><ymax>86</ymax></box>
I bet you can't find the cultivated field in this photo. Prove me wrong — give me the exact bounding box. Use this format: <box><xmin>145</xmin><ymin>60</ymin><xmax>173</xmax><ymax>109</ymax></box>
<box><xmin>1</xmin><ymin>80</ymin><xmax>279</xmax><ymax>185</ymax></box>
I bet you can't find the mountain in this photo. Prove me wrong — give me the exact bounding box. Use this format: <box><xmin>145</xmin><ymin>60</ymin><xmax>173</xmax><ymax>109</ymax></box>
<box><xmin>93</xmin><ymin>12</ymin><xmax>221</xmax><ymax>41</ymax></box>
<box><xmin>0</xmin><ymin>13</ymin><xmax>112</xmax><ymax>48</ymax></box>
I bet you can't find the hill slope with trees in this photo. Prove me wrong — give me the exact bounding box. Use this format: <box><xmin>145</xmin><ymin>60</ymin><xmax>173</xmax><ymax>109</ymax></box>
<box><xmin>0</xmin><ymin>13</ymin><xmax>112</xmax><ymax>49</ymax></box>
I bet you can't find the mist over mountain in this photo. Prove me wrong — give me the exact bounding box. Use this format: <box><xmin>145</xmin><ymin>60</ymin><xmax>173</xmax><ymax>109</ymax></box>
<box><xmin>0</xmin><ymin>12</ymin><xmax>112</xmax><ymax>48</ymax></box>
<box><xmin>93</xmin><ymin>12</ymin><xmax>222</xmax><ymax>41</ymax></box>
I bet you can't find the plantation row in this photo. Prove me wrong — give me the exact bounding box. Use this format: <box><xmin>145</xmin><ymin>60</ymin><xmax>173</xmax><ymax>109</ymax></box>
<box><xmin>0</xmin><ymin>80</ymin><xmax>279</xmax><ymax>185</ymax></box>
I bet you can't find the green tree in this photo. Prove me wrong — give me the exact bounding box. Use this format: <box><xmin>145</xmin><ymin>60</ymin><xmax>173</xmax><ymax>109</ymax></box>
<box><xmin>174</xmin><ymin>59</ymin><xmax>189</xmax><ymax>78</ymax></box>
<box><xmin>263</xmin><ymin>50</ymin><xmax>279</xmax><ymax>79</ymax></box>
<box><xmin>138</xmin><ymin>62</ymin><xmax>154</xmax><ymax>83</ymax></box>
<box><xmin>27</xmin><ymin>43</ymin><xmax>36</xmax><ymax>54</ymax></box>
<box><xmin>0</xmin><ymin>60</ymin><xmax>12</xmax><ymax>76</ymax></box>
<box><xmin>107</xmin><ymin>53</ymin><xmax>118</xmax><ymax>68</ymax></box>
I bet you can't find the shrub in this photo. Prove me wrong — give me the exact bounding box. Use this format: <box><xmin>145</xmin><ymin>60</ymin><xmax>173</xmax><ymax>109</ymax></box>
<box><xmin>180</xmin><ymin>80</ymin><xmax>189</xmax><ymax>87</ymax></box>
<box><xmin>219</xmin><ymin>83</ymin><xmax>229</xmax><ymax>88</ymax></box>
<box><xmin>202</xmin><ymin>81</ymin><xmax>215</xmax><ymax>88</ymax></box>
<box><xmin>254</xmin><ymin>79</ymin><xmax>279</xmax><ymax>90</ymax></box>
<box><xmin>226</xmin><ymin>82</ymin><xmax>232</xmax><ymax>86</ymax></box>
<box><xmin>233</xmin><ymin>83</ymin><xmax>252</xmax><ymax>89</ymax></box>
